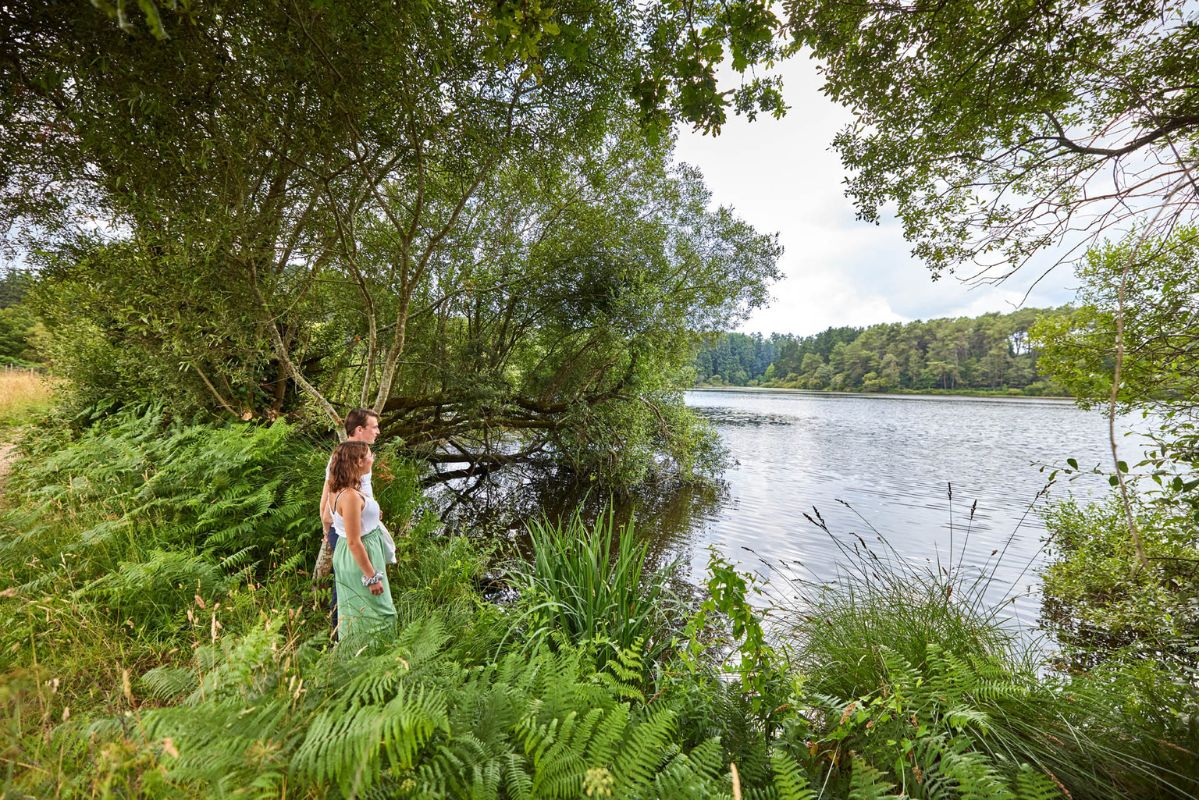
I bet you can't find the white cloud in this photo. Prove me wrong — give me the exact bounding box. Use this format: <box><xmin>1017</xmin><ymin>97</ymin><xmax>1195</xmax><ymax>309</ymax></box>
<box><xmin>672</xmin><ymin>56</ymin><xmax>1078</xmax><ymax>336</ymax></box>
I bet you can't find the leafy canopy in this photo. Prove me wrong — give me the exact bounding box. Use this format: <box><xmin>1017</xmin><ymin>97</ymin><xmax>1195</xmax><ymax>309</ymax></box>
<box><xmin>785</xmin><ymin>0</ymin><xmax>1197</xmax><ymax>281</ymax></box>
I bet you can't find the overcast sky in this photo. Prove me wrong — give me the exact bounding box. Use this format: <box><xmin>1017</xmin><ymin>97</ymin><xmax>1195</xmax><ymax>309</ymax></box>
<box><xmin>672</xmin><ymin>56</ymin><xmax>1080</xmax><ymax>338</ymax></box>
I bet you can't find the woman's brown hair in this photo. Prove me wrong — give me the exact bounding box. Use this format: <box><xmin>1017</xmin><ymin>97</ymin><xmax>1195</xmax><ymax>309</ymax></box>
<box><xmin>328</xmin><ymin>441</ymin><xmax>371</xmax><ymax>494</ymax></box>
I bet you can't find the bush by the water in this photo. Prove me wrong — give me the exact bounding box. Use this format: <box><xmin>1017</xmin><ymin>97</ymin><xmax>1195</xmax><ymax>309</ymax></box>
<box><xmin>780</xmin><ymin>508</ymin><xmax>1197</xmax><ymax>799</ymax></box>
<box><xmin>1</xmin><ymin>411</ymin><xmax>1196</xmax><ymax>798</ymax></box>
<box><xmin>1042</xmin><ymin>496</ymin><xmax>1198</xmax><ymax>675</ymax></box>
<box><xmin>506</xmin><ymin>510</ymin><xmax>684</xmax><ymax>668</ymax></box>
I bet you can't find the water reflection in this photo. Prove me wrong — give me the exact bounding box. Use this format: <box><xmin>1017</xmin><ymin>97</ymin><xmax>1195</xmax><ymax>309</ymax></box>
<box><xmin>438</xmin><ymin>469</ymin><xmax>724</xmax><ymax>573</ymax></box>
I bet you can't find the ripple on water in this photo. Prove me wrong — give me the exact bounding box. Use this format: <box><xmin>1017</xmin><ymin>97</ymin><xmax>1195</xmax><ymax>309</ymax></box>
<box><xmin>662</xmin><ymin>390</ymin><xmax>1143</xmax><ymax>630</ymax></box>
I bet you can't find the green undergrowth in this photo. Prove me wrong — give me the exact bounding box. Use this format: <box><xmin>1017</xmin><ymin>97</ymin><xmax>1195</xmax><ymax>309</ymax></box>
<box><xmin>0</xmin><ymin>407</ymin><xmax>1195</xmax><ymax>798</ymax></box>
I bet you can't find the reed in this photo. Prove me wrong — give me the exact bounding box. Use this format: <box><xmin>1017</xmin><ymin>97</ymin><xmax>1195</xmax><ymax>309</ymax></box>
<box><xmin>507</xmin><ymin>509</ymin><xmax>683</xmax><ymax>665</ymax></box>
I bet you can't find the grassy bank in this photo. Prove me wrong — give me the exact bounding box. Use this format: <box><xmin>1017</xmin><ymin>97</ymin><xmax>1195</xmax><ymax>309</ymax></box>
<box><xmin>0</xmin><ymin>408</ymin><xmax>1194</xmax><ymax>798</ymax></box>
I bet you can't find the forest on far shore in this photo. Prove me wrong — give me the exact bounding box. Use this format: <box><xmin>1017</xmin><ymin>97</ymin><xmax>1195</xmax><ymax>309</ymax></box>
<box><xmin>694</xmin><ymin>307</ymin><xmax>1067</xmax><ymax>394</ymax></box>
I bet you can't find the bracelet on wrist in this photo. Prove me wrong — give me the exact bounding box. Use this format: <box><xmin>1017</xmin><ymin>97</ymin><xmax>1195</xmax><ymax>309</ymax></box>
<box><xmin>361</xmin><ymin>570</ymin><xmax>384</xmax><ymax>587</ymax></box>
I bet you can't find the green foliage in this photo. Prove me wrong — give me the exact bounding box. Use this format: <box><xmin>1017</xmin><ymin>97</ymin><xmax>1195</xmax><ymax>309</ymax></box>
<box><xmin>788</xmin><ymin>0</ymin><xmax>1196</xmax><ymax>280</ymax></box>
<box><xmin>79</xmin><ymin>0</ymin><xmax>793</xmax><ymax>136</ymax></box>
<box><xmin>679</xmin><ymin>550</ymin><xmax>790</xmax><ymax>720</ymax></box>
<box><xmin>1041</xmin><ymin>495</ymin><xmax>1197</xmax><ymax>676</ymax></box>
<box><xmin>780</xmin><ymin>510</ymin><xmax>1197</xmax><ymax>799</ymax></box>
<box><xmin>1031</xmin><ymin>229</ymin><xmax>1198</xmax><ymax>412</ymax></box>
<box><xmin>1</xmin><ymin>414</ymin><xmax>1195</xmax><ymax>799</ymax></box>
<box><xmin>0</xmin><ymin>269</ymin><xmax>33</xmax><ymax>309</ymax></box>
<box><xmin>696</xmin><ymin>309</ymin><xmax>1063</xmax><ymax>394</ymax></box>
<box><xmin>109</xmin><ymin>616</ymin><xmax>733</xmax><ymax>799</ymax></box>
<box><xmin>90</xmin><ymin>548</ymin><xmax>228</xmax><ymax>634</ymax></box>
<box><xmin>509</xmin><ymin>510</ymin><xmax>683</xmax><ymax>668</ymax></box>
<box><xmin>0</xmin><ymin>304</ymin><xmax>40</xmax><ymax>366</ymax></box>
<box><xmin>0</xmin><ymin>405</ymin><xmax>430</xmax><ymax>661</ymax></box>
<box><xmin>3</xmin><ymin>406</ymin><xmax>326</xmax><ymax>581</ymax></box>
<box><xmin>1033</xmin><ymin>230</ymin><xmax>1198</xmax><ymax>534</ymax></box>
<box><xmin>769</xmin><ymin>750</ymin><xmax>817</xmax><ymax>800</ymax></box>
<box><xmin>4</xmin><ymin>1</ymin><xmax>783</xmax><ymax>492</ymax></box>
<box><xmin>0</xmin><ymin>270</ymin><xmax>40</xmax><ymax>368</ymax></box>
<box><xmin>1033</xmin><ymin>229</ymin><xmax>1197</xmax><ymax>722</ymax></box>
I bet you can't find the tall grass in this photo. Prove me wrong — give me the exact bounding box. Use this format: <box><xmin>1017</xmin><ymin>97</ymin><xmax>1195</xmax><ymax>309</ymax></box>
<box><xmin>0</xmin><ymin>368</ymin><xmax>53</xmax><ymax>427</ymax></box>
<box><xmin>774</xmin><ymin>500</ymin><xmax>1198</xmax><ymax>799</ymax></box>
<box><xmin>506</xmin><ymin>509</ymin><xmax>683</xmax><ymax>665</ymax></box>
<box><xmin>781</xmin><ymin>502</ymin><xmax>1031</xmax><ymax>697</ymax></box>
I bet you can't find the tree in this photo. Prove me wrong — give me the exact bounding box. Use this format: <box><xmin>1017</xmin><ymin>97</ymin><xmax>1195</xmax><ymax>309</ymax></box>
<box><xmin>786</xmin><ymin>0</ymin><xmax>1197</xmax><ymax>284</ymax></box>
<box><xmin>5</xmin><ymin>2</ymin><xmax>781</xmax><ymax>484</ymax></box>
<box><xmin>1032</xmin><ymin>229</ymin><xmax>1198</xmax><ymax>411</ymax></box>
<box><xmin>1034</xmin><ymin>228</ymin><xmax>1197</xmax><ymax>566</ymax></box>
<box><xmin>877</xmin><ymin>352</ymin><xmax>901</xmax><ymax>391</ymax></box>
<box><xmin>11</xmin><ymin>0</ymin><xmax>793</xmax><ymax>145</ymax></box>
<box><xmin>798</xmin><ymin>352</ymin><xmax>825</xmax><ymax>389</ymax></box>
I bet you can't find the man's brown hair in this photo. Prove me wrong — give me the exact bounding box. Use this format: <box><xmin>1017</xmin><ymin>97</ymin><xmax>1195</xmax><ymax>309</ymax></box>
<box><xmin>328</xmin><ymin>441</ymin><xmax>371</xmax><ymax>495</ymax></box>
<box><xmin>343</xmin><ymin>408</ymin><xmax>379</xmax><ymax>438</ymax></box>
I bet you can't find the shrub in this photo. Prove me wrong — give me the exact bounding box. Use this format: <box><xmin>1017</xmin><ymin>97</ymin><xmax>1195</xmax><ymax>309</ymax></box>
<box><xmin>1041</xmin><ymin>495</ymin><xmax>1198</xmax><ymax>677</ymax></box>
<box><xmin>3</xmin><ymin>405</ymin><xmax>424</xmax><ymax>589</ymax></box>
<box><xmin>79</xmin><ymin>617</ymin><xmax>733</xmax><ymax>799</ymax></box>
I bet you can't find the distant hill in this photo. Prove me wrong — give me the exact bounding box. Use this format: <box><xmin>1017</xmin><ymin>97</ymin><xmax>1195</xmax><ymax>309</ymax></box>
<box><xmin>694</xmin><ymin>307</ymin><xmax>1070</xmax><ymax>395</ymax></box>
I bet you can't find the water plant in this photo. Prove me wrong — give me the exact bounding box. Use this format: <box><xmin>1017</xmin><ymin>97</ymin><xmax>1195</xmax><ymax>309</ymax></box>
<box><xmin>505</xmin><ymin>509</ymin><xmax>684</xmax><ymax>668</ymax></box>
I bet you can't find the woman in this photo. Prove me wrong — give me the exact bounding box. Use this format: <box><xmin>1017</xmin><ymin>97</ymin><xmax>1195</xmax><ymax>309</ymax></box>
<box><xmin>328</xmin><ymin>440</ymin><xmax>396</xmax><ymax>643</ymax></box>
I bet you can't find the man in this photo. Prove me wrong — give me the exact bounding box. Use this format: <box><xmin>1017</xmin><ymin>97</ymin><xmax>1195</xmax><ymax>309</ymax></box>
<box><xmin>318</xmin><ymin>408</ymin><xmax>381</xmax><ymax>631</ymax></box>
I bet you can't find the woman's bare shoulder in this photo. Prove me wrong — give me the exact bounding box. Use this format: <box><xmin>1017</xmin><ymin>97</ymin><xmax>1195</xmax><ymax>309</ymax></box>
<box><xmin>335</xmin><ymin>488</ymin><xmax>366</xmax><ymax>513</ymax></box>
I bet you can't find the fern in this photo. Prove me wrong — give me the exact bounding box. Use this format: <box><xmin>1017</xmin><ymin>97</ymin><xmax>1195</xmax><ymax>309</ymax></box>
<box><xmin>612</xmin><ymin>706</ymin><xmax>678</xmax><ymax>792</ymax></box>
<box><xmin>847</xmin><ymin>755</ymin><xmax>903</xmax><ymax>800</ymax></box>
<box><xmin>769</xmin><ymin>749</ymin><xmax>816</xmax><ymax>800</ymax></box>
<box><xmin>933</xmin><ymin>747</ymin><xmax>1016</xmax><ymax>800</ymax></box>
<box><xmin>1011</xmin><ymin>764</ymin><xmax>1065</xmax><ymax>800</ymax></box>
<box><xmin>139</xmin><ymin>666</ymin><xmax>198</xmax><ymax>702</ymax></box>
<box><xmin>591</xmin><ymin>639</ymin><xmax>648</xmax><ymax>702</ymax></box>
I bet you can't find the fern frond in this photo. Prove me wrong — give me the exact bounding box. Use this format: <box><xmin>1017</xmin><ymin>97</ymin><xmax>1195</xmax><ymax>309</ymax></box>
<box><xmin>1012</xmin><ymin>763</ymin><xmax>1066</xmax><ymax>800</ymax></box>
<box><xmin>612</xmin><ymin>706</ymin><xmax>677</xmax><ymax>792</ymax></box>
<box><xmin>139</xmin><ymin>666</ymin><xmax>197</xmax><ymax>702</ymax></box>
<box><xmin>848</xmin><ymin>754</ymin><xmax>903</xmax><ymax>800</ymax></box>
<box><xmin>769</xmin><ymin>749</ymin><xmax>816</xmax><ymax>800</ymax></box>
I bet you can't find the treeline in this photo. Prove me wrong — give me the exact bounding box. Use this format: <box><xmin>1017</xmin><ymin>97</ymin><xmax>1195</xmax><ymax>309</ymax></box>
<box><xmin>694</xmin><ymin>308</ymin><xmax>1067</xmax><ymax>394</ymax></box>
<box><xmin>0</xmin><ymin>271</ymin><xmax>38</xmax><ymax>368</ymax></box>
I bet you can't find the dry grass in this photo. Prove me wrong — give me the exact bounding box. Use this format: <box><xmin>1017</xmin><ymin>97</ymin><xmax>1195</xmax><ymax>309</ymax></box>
<box><xmin>0</xmin><ymin>369</ymin><xmax>54</xmax><ymax>426</ymax></box>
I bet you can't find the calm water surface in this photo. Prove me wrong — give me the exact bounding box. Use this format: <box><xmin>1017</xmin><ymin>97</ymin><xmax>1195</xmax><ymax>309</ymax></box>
<box><xmin>653</xmin><ymin>389</ymin><xmax>1141</xmax><ymax>630</ymax></box>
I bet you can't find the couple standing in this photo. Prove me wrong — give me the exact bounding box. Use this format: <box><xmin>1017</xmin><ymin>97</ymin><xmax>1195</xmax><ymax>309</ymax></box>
<box><xmin>317</xmin><ymin>408</ymin><xmax>397</xmax><ymax>643</ymax></box>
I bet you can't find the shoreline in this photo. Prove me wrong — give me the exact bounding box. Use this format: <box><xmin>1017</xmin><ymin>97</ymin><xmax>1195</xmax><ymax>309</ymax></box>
<box><xmin>685</xmin><ymin>384</ymin><xmax>1077</xmax><ymax>403</ymax></box>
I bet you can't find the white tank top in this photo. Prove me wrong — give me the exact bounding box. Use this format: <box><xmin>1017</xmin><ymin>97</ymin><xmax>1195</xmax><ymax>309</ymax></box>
<box><xmin>331</xmin><ymin>489</ymin><xmax>382</xmax><ymax>538</ymax></box>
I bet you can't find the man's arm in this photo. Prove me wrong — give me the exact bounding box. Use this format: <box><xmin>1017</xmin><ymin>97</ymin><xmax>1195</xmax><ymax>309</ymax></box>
<box><xmin>319</xmin><ymin>478</ymin><xmax>333</xmax><ymax>529</ymax></box>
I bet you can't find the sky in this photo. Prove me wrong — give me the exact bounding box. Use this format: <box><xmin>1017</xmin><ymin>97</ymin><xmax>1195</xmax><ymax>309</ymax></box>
<box><xmin>672</xmin><ymin>56</ymin><xmax>1080</xmax><ymax>338</ymax></box>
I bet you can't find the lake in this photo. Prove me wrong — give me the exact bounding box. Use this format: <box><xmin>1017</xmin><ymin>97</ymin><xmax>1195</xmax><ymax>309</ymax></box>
<box><xmin>642</xmin><ymin>389</ymin><xmax>1143</xmax><ymax>632</ymax></box>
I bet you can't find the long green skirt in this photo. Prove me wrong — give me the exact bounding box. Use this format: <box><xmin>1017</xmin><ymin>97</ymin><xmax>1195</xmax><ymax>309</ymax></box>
<box><xmin>333</xmin><ymin>527</ymin><xmax>397</xmax><ymax>644</ymax></box>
